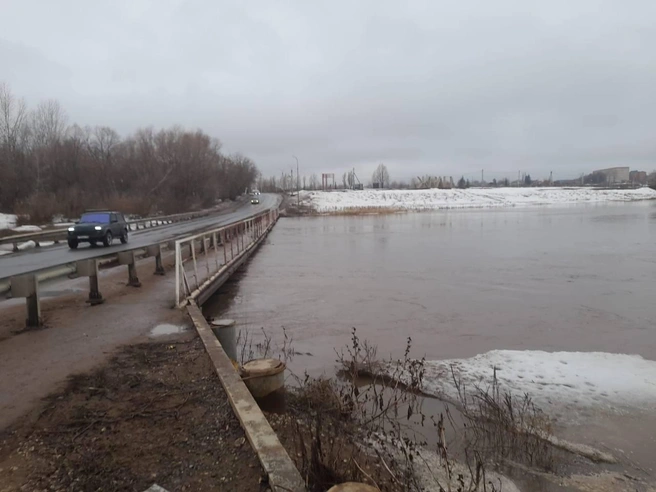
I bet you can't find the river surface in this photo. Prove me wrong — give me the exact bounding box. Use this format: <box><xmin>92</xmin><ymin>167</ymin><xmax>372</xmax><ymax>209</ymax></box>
<box><xmin>206</xmin><ymin>202</ymin><xmax>656</xmax><ymax>365</ymax></box>
<box><xmin>204</xmin><ymin>202</ymin><xmax>656</xmax><ymax>481</ymax></box>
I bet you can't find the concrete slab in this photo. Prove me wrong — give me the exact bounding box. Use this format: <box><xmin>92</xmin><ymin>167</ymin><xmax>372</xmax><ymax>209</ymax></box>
<box><xmin>187</xmin><ymin>304</ymin><xmax>305</xmax><ymax>492</ymax></box>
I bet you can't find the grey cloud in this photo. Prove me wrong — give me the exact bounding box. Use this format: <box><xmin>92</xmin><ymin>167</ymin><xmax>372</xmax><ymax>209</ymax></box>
<box><xmin>2</xmin><ymin>0</ymin><xmax>656</xmax><ymax>182</ymax></box>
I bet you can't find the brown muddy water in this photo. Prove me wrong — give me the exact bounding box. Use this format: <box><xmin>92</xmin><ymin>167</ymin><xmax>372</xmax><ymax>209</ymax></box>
<box><xmin>204</xmin><ymin>202</ymin><xmax>656</xmax><ymax>487</ymax></box>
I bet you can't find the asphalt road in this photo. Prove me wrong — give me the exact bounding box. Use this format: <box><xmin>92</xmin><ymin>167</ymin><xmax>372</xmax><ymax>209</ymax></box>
<box><xmin>0</xmin><ymin>194</ymin><xmax>279</xmax><ymax>280</ymax></box>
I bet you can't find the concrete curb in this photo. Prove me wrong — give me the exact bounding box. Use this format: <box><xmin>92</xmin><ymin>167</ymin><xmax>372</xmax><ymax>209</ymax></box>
<box><xmin>187</xmin><ymin>304</ymin><xmax>305</xmax><ymax>492</ymax></box>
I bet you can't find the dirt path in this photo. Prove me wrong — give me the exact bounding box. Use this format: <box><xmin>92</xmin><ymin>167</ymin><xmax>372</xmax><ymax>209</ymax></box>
<box><xmin>0</xmin><ymin>251</ymin><xmax>182</xmax><ymax>430</ymax></box>
<box><xmin>0</xmin><ymin>336</ymin><xmax>266</xmax><ymax>492</ymax></box>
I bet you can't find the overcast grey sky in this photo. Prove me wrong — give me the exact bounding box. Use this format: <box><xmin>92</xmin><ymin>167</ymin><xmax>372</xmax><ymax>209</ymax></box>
<box><xmin>2</xmin><ymin>0</ymin><xmax>656</xmax><ymax>181</ymax></box>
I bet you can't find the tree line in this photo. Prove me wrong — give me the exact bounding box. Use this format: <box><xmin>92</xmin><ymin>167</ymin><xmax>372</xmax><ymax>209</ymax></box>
<box><xmin>0</xmin><ymin>82</ymin><xmax>258</xmax><ymax>222</ymax></box>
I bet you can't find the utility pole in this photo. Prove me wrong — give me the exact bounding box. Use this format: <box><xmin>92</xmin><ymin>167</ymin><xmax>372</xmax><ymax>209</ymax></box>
<box><xmin>293</xmin><ymin>155</ymin><xmax>299</xmax><ymax>207</ymax></box>
<box><xmin>481</xmin><ymin>169</ymin><xmax>484</xmax><ymax>185</ymax></box>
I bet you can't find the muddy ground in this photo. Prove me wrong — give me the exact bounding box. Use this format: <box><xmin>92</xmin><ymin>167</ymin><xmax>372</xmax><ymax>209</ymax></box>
<box><xmin>0</xmin><ymin>329</ymin><xmax>400</xmax><ymax>492</ymax></box>
<box><xmin>0</xmin><ymin>334</ymin><xmax>268</xmax><ymax>492</ymax></box>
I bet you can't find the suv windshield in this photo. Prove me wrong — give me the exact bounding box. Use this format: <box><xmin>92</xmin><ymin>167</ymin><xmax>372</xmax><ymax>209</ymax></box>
<box><xmin>80</xmin><ymin>213</ymin><xmax>110</xmax><ymax>224</ymax></box>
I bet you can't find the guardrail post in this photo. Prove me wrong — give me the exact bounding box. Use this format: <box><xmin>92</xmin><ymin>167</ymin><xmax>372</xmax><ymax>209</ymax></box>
<box><xmin>118</xmin><ymin>251</ymin><xmax>142</xmax><ymax>287</ymax></box>
<box><xmin>12</xmin><ymin>274</ymin><xmax>42</xmax><ymax>327</ymax></box>
<box><xmin>77</xmin><ymin>259</ymin><xmax>104</xmax><ymax>305</ymax></box>
<box><xmin>220</xmin><ymin>230</ymin><xmax>227</xmax><ymax>264</ymax></box>
<box><xmin>147</xmin><ymin>244</ymin><xmax>166</xmax><ymax>275</ymax></box>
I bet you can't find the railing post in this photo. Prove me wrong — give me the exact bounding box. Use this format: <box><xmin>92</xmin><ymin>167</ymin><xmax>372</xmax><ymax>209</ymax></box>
<box><xmin>77</xmin><ymin>259</ymin><xmax>104</xmax><ymax>305</ymax></box>
<box><xmin>118</xmin><ymin>251</ymin><xmax>141</xmax><ymax>287</ymax></box>
<box><xmin>147</xmin><ymin>244</ymin><xmax>166</xmax><ymax>275</ymax></box>
<box><xmin>12</xmin><ymin>274</ymin><xmax>42</xmax><ymax>328</ymax></box>
<box><xmin>212</xmin><ymin>232</ymin><xmax>220</xmax><ymax>270</ymax></box>
<box><xmin>191</xmin><ymin>239</ymin><xmax>199</xmax><ymax>289</ymax></box>
<box><xmin>221</xmin><ymin>230</ymin><xmax>227</xmax><ymax>265</ymax></box>
<box><xmin>175</xmin><ymin>240</ymin><xmax>181</xmax><ymax>306</ymax></box>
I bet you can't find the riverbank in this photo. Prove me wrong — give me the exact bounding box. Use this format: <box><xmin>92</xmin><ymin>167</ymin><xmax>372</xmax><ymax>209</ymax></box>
<box><xmin>299</xmin><ymin>187</ymin><xmax>656</xmax><ymax>214</ymax></box>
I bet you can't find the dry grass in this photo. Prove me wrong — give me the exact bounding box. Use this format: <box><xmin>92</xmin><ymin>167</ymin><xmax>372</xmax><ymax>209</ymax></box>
<box><xmin>450</xmin><ymin>366</ymin><xmax>556</xmax><ymax>471</ymax></box>
<box><xmin>320</xmin><ymin>207</ymin><xmax>408</xmax><ymax>216</ymax></box>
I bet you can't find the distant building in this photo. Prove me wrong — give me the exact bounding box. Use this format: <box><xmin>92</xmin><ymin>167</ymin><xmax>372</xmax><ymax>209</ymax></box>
<box><xmin>629</xmin><ymin>170</ymin><xmax>648</xmax><ymax>185</ymax></box>
<box><xmin>592</xmin><ymin>167</ymin><xmax>630</xmax><ymax>184</ymax></box>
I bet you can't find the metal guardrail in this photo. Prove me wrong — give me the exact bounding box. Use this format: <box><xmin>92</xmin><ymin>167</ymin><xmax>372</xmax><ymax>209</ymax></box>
<box><xmin>0</xmin><ymin>207</ymin><xmax>228</xmax><ymax>252</ymax></box>
<box><xmin>174</xmin><ymin>209</ymin><xmax>278</xmax><ymax>308</ymax></box>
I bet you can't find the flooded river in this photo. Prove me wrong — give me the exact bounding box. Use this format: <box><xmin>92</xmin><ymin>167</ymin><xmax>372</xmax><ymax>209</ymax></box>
<box><xmin>204</xmin><ymin>202</ymin><xmax>656</xmax><ymax>481</ymax></box>
<box><xmin>206</xmin><ymin>202</ymin><xmax>656</xmax><ymax>365</ymax></box>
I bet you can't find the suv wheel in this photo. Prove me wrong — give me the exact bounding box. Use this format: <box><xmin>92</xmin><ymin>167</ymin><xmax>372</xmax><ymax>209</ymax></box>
<box><xmin>103</xmin><ymin>231</ymin><xmax>113</xmax><ymax>247</ymax></box>
<box><xmin>120</xmin><ymin>230</ymin><xmax>128</xmax><ymax>244</ymax></box>
<box><xmin>68</xmin><ymin>239</ymin><xmax>78</xmax><ymax>249</ymax></box>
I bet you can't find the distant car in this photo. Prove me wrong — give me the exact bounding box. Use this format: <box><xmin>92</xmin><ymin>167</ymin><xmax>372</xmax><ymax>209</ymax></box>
<box><xmin>251</xmin><ymin>197</ymin><xmax>260</xmax><ymax>205</ymax></box>
<box><xmin>67</xmin><ymin>210</ymin><xmax>129</xmax><ymax>249</ymax></box>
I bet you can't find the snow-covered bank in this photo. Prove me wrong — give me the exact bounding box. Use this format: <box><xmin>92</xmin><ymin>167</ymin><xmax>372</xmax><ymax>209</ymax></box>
<box><xmin>381</xmin><ymin>350</ymin><xmax>656</xmax><ymax>423</ymax></box>
<box><xmin>302</xmin><ymin>187</ymin><xmax>656</xmax><ymax>213</ymax></box>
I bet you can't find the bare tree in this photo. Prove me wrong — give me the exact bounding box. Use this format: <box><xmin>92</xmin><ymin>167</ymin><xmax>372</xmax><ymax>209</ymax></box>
<box><xmin>309</xmin><ymin>173</ymin><xmax>319</xmax><ymax>190</ymax></box>
<box><xmin>0</xmin><ymin>82</ymin><xmax>261</xmax><ymax>218</ymax></box>
<box><xmin>371</xmin><ymin>163</ymin><xmax>390</xmax><ymax>188</ymax></box>
<box><xmin>0</xmin><ymin>81</ymin><xmax>28</xmax><ymax>151</ymax></box>
<box><xmin>29</xmin><ymin>99</ymin><xmax>68</xmax><ymax>192</ymax></box>
<box><xmin>31</xmin><ymin>99</ymin><xmax>68</xmax><ymax>146</ymax></box>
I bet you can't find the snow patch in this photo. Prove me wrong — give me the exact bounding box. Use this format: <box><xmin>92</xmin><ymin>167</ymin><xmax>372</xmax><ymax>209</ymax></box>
<box><xmin>11</xmin><ymin>225</ymin><xmax>42</xmax><ymax>232</ymax></box>
<box><xmin>382</xmin><ymin>350</ymin><xmax>656</xmax><ymax>421</ymax></box>
<box><xmin>0</xmin><ymin>213</ymin><xmax>17</xmax><ymax>230</ymax></box>
<box><xmin>15</xmin><ymin>240</ymin><xmax>37</xmax><ymax>251</ymax></box>
<box><xmin>303</xmin><ymin>187</ymin><xmax>656</xmax><ymax>213</ymax></box>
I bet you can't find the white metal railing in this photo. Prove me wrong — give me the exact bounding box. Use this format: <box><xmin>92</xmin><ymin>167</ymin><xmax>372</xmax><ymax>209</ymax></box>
<box><xmin>174</xmin><ymin>209</ymin><xmax>278</xmax><ymax>307</ymax></box>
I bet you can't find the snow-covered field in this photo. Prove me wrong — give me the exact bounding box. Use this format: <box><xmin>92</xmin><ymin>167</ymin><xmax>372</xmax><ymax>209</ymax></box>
<box><xmin>381</xmin><ymin>350</ymin><xmax>656</xmax><ymax>423</ymax></box>
<box><xmin>302</xmin><ymin>187</ymin><xmax>656</xmax><ymax>213</ymax></box>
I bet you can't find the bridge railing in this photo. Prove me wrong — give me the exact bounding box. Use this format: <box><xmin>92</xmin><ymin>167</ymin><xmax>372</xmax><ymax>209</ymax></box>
<box><xmin>175</xmin><ymin>209</ymin><xmax>278</xmax><ymax>308</ymax></box>
<box><xmin>1</xmin><ymin>203</ymin><xmax>279</xmax><ymax>328</ymax></box>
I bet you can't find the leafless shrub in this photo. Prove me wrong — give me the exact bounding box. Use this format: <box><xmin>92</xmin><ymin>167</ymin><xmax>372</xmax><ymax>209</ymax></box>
<box><xmin>14</xmin><ymin>192</ymin><xmax>62</xmax><ymax>224</ymax></box>
<box><xmin>451</xmin><ymin>366</ymin><xmax>555</xmax><ymax>470</ymax></box>
<box><xmin>288</xmin><ymin>328</ymin><xmax>499</xmax><ymax>492</ymax></box>
<box><xmin>236</xmin><ymin>326</ymin><xmax>295</xmax><ymax>366</ymax></box>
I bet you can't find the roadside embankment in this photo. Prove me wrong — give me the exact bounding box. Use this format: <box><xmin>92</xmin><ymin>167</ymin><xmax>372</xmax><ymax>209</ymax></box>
<box><xmin>0</xmin><ymin>337</ymin><xmax>267</xmax><ymax>492</ymax></box>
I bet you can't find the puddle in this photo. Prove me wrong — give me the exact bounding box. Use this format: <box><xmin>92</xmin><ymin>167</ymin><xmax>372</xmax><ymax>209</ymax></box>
<box><xmin>149</xmin><ymin>324</ymin><xmax>188</xmax><ymax>337</ymax></box>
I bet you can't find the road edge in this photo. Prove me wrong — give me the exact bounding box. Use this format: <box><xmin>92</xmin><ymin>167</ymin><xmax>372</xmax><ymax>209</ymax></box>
<box><xmin>186</xmin><ymin>304</ymin><xmax>305</xmax><ymax>492</ymax></box>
